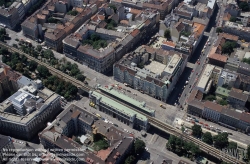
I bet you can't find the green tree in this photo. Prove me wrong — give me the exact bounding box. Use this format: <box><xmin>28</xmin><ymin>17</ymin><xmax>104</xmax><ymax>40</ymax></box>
<box><xmin>108</xmin><ymin>4</ymin><xmax>117</xmax><ymax>13</ymax></box>
<box><xmin>43</xmin><ymin>50</ymin><xmax>54</xmax><ymax>59</ymax></box>
<box><xmin>134</xmin><ymin>139</ymin><xmax>146</xmax><ymax>155</ymax></box>
<box><xmin>239</xmin><ymin>2</ymin><xmax>250</xmax><ymax>11</ymax></box>
<box><xmin>37</xmin><ymin>65</ymin><xmax>50</xmax><ymax>78</ymax></box>
<box><xmin>125</xmin><ymin>155</ymin><xmax>135</xmax><ymax>164</ymax></box>
<box><xmin>202</xmin><ymin>132</ymin><xmax>213</xmax><ymax>145</ymax></box>
<box><xmin>28</xmin><ymin>60</ymin><xmax>38</xmax><ymax>71</ymax></box>
<box><xmin>16</xmin><ymin>63</ymin><xmax>24</xmax><ymax>72</ymax></box>
<box><xmin>189</xmin><ymin>142</ymin><xmax>201</xmax><ymax>156</ymax></box>
<box><xmin>205</xmin><ymin>95</ymin><xmax>216</xmax><ymax>101</ymax></box>
<box><xmin>219</xmin><ymin>99</ymin><xmax>228</xmax><ymax>106</ymax></box>
<box><xmin>247</xmin><ymin>145</ymin><xmax>250</xmax><ymax>160</ymax></box>
<box><xmin>192</xmin><ymin>124</ymin><xmax>202</xmax><ymax>138</ymax></box>
<box><xmin>76</xmin><ymin>74</ymin><xmax>85</xmax><ymax>81</ymax></box>
<box><xmin>0</xmin><ymin>47</ymin><xmax>8</xmax><ymax>55</ymax></box>
<box><xmin>229</xmin><ymin>16</ymin><xmax>236</xmax><ymax>22</ymax></box>
<box><xmin>213</xmin><ymin>132</ymin><xmax>229</xmax><ymax>149</ymax></box>
<box><xmin>47</xmin><ymin>17</ymin><xmax>57</xmax><ymax>23</ymax></box>
<box><xmin>67</xmin><ymin>10</ymin><xmax>78</xmax><ymax>16</ymax></box>
<box><xmin>164</xmin><ymin>29</ymin><xmax>171</xmax><ymax>39</ymax></box>
<box><xmin>227</xmin><ymin>141</ymin><xmax>237</xmax><ymax>149</ymax></box>
<box><xmin>222</xmin><ymin>41</ymin><xmax>237</xmax><ymax>54</ymax></box>
<box><xmin>216</xmin><ymin>27</ymin><xmax>223</xmax><ymax>33</ymax></box>
<box><xmin>37</xmin><ymin>45</ymin><xmax>42</xmax><ymax>52</ymax></box>
<box><xmin>167</xmin><ymin>135</ymin><xmax>177</xmax><ymax>150</ymax></box>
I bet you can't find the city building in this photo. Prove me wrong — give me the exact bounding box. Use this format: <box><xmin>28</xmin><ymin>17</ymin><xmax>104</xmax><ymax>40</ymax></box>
<box><xmin>0</xmin><ymin>134</ymin><xmax>15</xmax><ymax>163</ymax></box>
<box><xmin>0</xmin><ymin>79</ymin><xmax>61</xmax><ymax>140</ymax></box>
<box><xmin>196</xmin><ymin>64</ymin><xmax>215</xmax><ymax>94</ymax></box>
<box><xmin>187</xmin><ymin>89</ymin><xmax>204</xmax><ymax>117</ymax></box>
<box><xmin>202</xmin><ymin>101</ymin><xmax>224</xmax><ymax>123</ymax></box>
<box><xmin>223</xmin><ymin>21</ymin><xmax>250</xmax><ymax>42</ymax></box>
<box><xmin>219</xmin><ymin>108</ymin><xmax>241</xmax><ymax>130</ymax></box>
<box><xmin>224</xmin><ymin>57</ymin><xmax>240</xmax><ymax>72</ymax></box>
<box><xmin>211</xmin><ymin>65</ymin><xmax>223</xmax><ymax>85</ymax></box>
<box><xmin>217</xmin><ymin>69</ymin><xmax>238</xmax><ymax>87</ymax></box>
<box><xmin>227</xmin><ymin>88</ymin><xmax>248</xmax><ymax>107</ymax></box>
<box><xmin>238</xmin><ymin>113</ymin><xmax>250</xmax><ymax>133</ymax></box>
<box><xmin>89</xmin><ymin>88</ymin><xmax>149</xmax><ymax>130</ymax></box>
<box><xmin>110</xmin><ymin>0</ymin><xmax>174</xmax><ymax>19</ymax></box>
<box><xmin>208</xmin><ymin>53</ymin><xmax>228</xmax><ymax>68</ymax></box>
<box><xmin>114</xmin><ymin>45</ymin><xmax>187</xmax><ymax>101</ymax></box>
<box><xmin>10</xmin><ymin>2</ymin><xmax>25</xmax><ymax>21</ymax></box>
<box><xmin>215</xmin><ymin>86</ymin><xmax>230</xmax><ymax>99</ymax></box>
<box><xmin>0</xmin><ymin>63</ymin><xmax>22</xmax><ymax>101</ymax></box>
<box><xmin>234</xmin><ymin>73</ymin><xmax>250</xmax><ymax>92</ymax></box>
<box><xmin>39</xmin><ymin>104</ymin><xmax>134</xmax><ymax>164</ymax></box>
<box><xmin>0</xmin><ymin>6</ymin><xmax>20</xmax><ymax>29</ymax></box>
<box><xmin>237</xmin><ymin>62</ymin><xmax>250</xmax><ymax>76</ymax></box>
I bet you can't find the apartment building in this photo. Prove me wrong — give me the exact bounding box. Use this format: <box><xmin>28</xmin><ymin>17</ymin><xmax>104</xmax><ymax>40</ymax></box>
<box><xmin>0</xmin><ymin>134</ymin><xmax>15</xmax><ymax>163</ymax></box>
<box><xmin>223</xmin><ymin>21</ymin><xmax>250</xmax><ymax>42</ymax></box>
<box><xmin>196</xmin><ymin>64</ymin><xmax>215</xmax><ymax>93</ymax></box>
<box><xmin>234</xmin><ymin>73</ymin><xmax>250</xmax><ymax>92</ymax></box>
<box><xmin>224</xmin><ymin>57</ymin><xmax>240</xmax><ymax>72</ymax></box>
<box><xmin>0</xmin><ymin>80</ymin><xmax>61</xmax><ymax>140</ymax></box>
<box><xmin>208</xmin><ymin>53</ymin><xmax>228</xmax><ymax>68</ymax></box>
<box><xmin>0</xmin><ymin>6</ymin><xmax>19</xmax><ymax>29</ymax></box>
<box><xmin>111</xmin><ymin>0</ymin><xmax>174</xmax><ymax>19</ymax></box>
<box><xmin>39</xmin><ymin>104</ymin><xmax>134</xmax><ymax>164</ymax></box>
<box><xmin>238</xmin><ymin>113</ymin><xmax>250</xmax><ymax>133</ymax></box>
<box><xmin>227</xmin><ymin>88</ymin><xmax>248</xmax><ymax>107</ymax></box>
<box><xmin>237</xmin><ymin>62</ymin><xmax>250</xmax><ymax>76</ymax></box>
<box><xmin>211</xmin><ymin>66</ymin><xmax>222</xmax><ymax>85</ymax></box>
<box><xmin>202</xmin><ymin>101</ymin><xmax>224</xmax><ymax>122</ymax></box>
<box><xmin>187</xmin><ymin>89</ymin><xmax>204</xmax><ymax>117</ymax></box>
<box><xmin>114</xmin><ymin>45</ymin><xmax>187</xmax><ymax>101</ymax></box>
<box><xmin>10</xmin><ymin>2</ymin><xmax>25</xmax><ymax>21</ymax></box>
<box><xmin>0</xmin><ymin>64</ymin><xmax>22</xmax><ymax>100</ymax></box>
<box><xmin>217</xmin><ymin>69</ymin><xmax>238</xmax><ymax>87</ymax></box>
<box><xmin>219</xmin><ymin>108</ymin><xmax>241</xmax><ymax>130</ymax></box>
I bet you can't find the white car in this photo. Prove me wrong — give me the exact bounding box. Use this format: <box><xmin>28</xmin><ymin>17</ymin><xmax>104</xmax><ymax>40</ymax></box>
<box><xmin>145</xmin><ymin>147</ymin><xmax>149</xmax><ymax>151</ymax></box>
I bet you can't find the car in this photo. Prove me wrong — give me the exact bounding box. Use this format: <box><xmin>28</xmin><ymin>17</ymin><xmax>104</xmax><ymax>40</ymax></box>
<box><xmin>145</xmin><ymin>147</ymin><xmax>149</xmax><ymax>151</ymax></box>
<box><xmin>114</xmin><ymin>124</ymin><xmax>118</xmax><ymax>127</ymax></box>
<box><xmin>192</xmin><ymin>70</ymin><xmax>194</xmax><ymax>72</ymax></box>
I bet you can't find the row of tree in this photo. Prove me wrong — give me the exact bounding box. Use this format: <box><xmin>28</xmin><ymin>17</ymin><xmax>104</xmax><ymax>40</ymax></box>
<box><xmin>17</xmin><ymin>42</ymin><xmax>85</xmax><ymax>81</ymax></box>
<box><xmin>0</xmin><ymin>48</ymin><xmax>78</xmax><ymax>100</ymax></box>
<box><xmin>192</xmin><ymin>124</ymin><xmax>237</xmax><ymax>149</ymax></box>
<box><xmin>166</xmin><ymin>135</ymin><xmax>200</xmax><ymax>160</ymax></box>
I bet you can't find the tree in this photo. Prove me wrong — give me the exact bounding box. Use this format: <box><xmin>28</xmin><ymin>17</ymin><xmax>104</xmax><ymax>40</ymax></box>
<box><xmin>192</xmin><ymin>124</ymin><xmax>202</xmax><ymax>138</ymax></box>
<box><xmin>134</xmin><ymin>139</ymin><xmax>146</xmax><ymax>155</ymax></box>
<box><xmin>37</xmin><ymin>65</ymin><xmax>50</xmax><ymax>78</ymax></box>
<box><xmin>70</xmin><ymin>68</ymin><xmax>80</xmax><ymax>76</ymax></box>
<box><xmin>43</xmin><ymin>50</ymin><xmax>54</xmax><ymax>59</ymax></box>
<box><xmin>164</xmin><ymin>29</ymin><xmax>171</xmax><ymax>39</ymax></box>
<box><xmin>205</xmin><ymin>95</ymin><xmax>216</xmax><ymax>101</ymax></box>
<box><xmin>189</xmin><ymin>142</ymin><xmax>201</xmax><ymax>156</ymax></box>
<box><xmin>222</xmin><ymin>41</ymin><xmax>237</xmax><ymax>54</ymax></box>
<box><xmin>76</xmin><ymin>74</ymin><xmax>85</xmax><ymax>81</ymax></box>
<box><xmin>47</xmin><ymin>17</ymin><xmax>57</xmax><ymax>23</ymax></box>
<box><xmin>213</xmin><ymin>132</ymin><xmax>229</xmax><ymax>149</ymax></box>
<box><xmin>67</xmin><ymin>10</ymin><xmax>78</xmax><ymax>16</ymax></box>
<box><xmin>229</xmin><ymin>16</ymin><xmax>236</xmax><ymax>22</ymax></box>
<box><xmin>247</xmin><ymin>145</ymin><xmax>250</xmax><ymax>160</ymax></box>
<box><xmin>0</xmin><ymin>47</ymin><xmax>8</xmax><ymax>55</ymax></box>
<box><xmin>125</xmin><ymin>155</ymin><xmax>135</xmax><ymax>164</ymax></box>
<box><xmin>202</xmin><ymin>132</ymin><xmax>213</xmax><ymax>145</ymax></box>
<box><xmin>37</xmin><ymin>45</ymin><xmax>42</xmax><ymax>52</ymax></box>
<box><xmin>239</xmin><ymin>2</ymin><xmax>250</xmax><ymax>11</ymax></box>
<box><xmin>216</xmin><ymin>27</ymin><xmax>223</xmax><ymax>33</ymax></box>
<box><xmin>29</xmin><ymin>60</ymin><xmax>38</xmax><ymax>71</ymax></box>
<box><xmin>219</xmin><ymin>99</ymin><xmax>228</xmax><ymax>106</ymax></box>
<box><xmin>228</xmin><ymin>141</ymin><xmax>237</xmax><ymax>149</ymax></box>
<box><xmin>167</xmin><ymin>135</ymin><xmax>177</xmax><ymax>150</ymax></box>
<box><xmin>16</xmin><ymin>63</ymin><xmax>24</xmax><ymax>72</ymax></box>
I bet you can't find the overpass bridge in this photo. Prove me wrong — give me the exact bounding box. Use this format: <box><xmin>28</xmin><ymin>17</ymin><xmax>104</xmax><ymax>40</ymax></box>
<box><xmin>0</xmin><ymin>42</ymin><xmax>244</xmax><ymax>164</ymax></box>
<box><xmin>186</xmin><ymin>62</ymin><xmax>195</xmax><ymax>69</ymax></box>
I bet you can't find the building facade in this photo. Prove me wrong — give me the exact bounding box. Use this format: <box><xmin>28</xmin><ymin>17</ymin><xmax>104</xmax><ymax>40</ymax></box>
<box><xmin>0</xmin><ymin>134</ymin><xmax>15</xmax><ymax>163</ymax></box>
<box><xmin>0</xmin><ymin>7</ymin><xmax>19</xmax><ymax>29</ymax></box>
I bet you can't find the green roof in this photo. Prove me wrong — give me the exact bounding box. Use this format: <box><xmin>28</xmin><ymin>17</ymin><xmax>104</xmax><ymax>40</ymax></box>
<box><xmin>215</xmin><ymin>86</ymin><xmax>230</xmax><ymax>97</ymax></box>
<box><xmin>92</xmin><ymin>91</ymin><xmax>148</xmax><ymax>122</ymax></box>
<box><xmin>97</xmin><ymin>85</ymin><xmax>155</xmax><ymax>115</ymax></box>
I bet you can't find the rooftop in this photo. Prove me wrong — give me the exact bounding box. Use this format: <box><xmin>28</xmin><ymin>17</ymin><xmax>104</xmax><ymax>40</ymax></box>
<box><xmin>0</xmin><ymin>134</ymin><xmax>11</xmax><ymax>149</ymax></box>
<box><xmin>204</xmin><ymin>101</ymin><xmax>224</xmax><ymax>113</ymax></box>
<box><xmin>197</xmin><ymin>64</ymin><xmax>215</xmax><ymax>90</ymax></box>
<box><xmin>228</xmin><ymin>88</ymin><xmax>248</xmax><ymax>102</ymax></box>
<box><xmin>215</xmin><ymin>87</ymin><xmax>230</xmax><ymax>97</ymax></box>
<box><xmin>97</xmin><ymin>85</ymin><xmax>155</xmax><ymax>115</ymax></box>
<box><xmin>91</xmin><ymin>90</ymin><xmax>148</xmax><ymax>121</ymax></box>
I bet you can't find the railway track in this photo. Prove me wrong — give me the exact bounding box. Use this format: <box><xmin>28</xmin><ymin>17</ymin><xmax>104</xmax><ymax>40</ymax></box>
<box><xmin>0</xmin><ymin>42</ymin><xmax>244</xmax><ymax>164</ymax></box>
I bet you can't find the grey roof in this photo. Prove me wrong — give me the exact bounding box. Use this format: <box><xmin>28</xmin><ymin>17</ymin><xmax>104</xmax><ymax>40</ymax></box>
<box><xmin>121</xmin><ymin>34</ymin><xmax>134</xmax><ymax>46</ymax></box>
<box><xmin>77</xmin><ymin>45</ymin><xmax>115</xmax><ymax>59</ymax></box>
<box><xmin>221</xmin><ymin>108</ymin><xmax>242</xmax><ymax>119</ymax></box>
<box><xmin>21</xmin><ymin>20</ymin><xmax>37</xmax><ymax>30</ymax></box>
<box><xmin>239</xmin><ymin>62</ymin><xmax>250</xmax><ymax>71</ymax></box>
<box><xmin>17</xmin><ymin>76</ymin><xmax>32</xmax><ymax>86</ymax></box>
<box><xmin>0</xmin><ymin>134</ymin><xmax>11</xmax><ymax>149</ymax></box>
<box><xmin>63</xmin><ymin>35</ymin><xmax>80</xmax><ymax>48</ymax></box>
<box><xmin>229</xmin><ymin>90</ymin><xmax>248</xmax><ymax>101</ymax></box>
